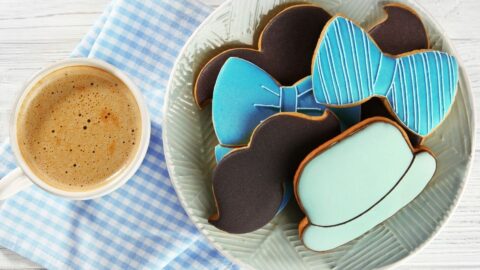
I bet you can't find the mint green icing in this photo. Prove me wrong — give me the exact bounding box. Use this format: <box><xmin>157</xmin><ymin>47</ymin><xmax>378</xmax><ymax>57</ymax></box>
<box><xmin>297</xmin><ymin>121</ymin><xmax>436</xmax><ymax>251</ymax></box>
<box><xmin>298</xmin><ymin>122</ymin><xmax>413</xmax><ymax>226</ymax></box>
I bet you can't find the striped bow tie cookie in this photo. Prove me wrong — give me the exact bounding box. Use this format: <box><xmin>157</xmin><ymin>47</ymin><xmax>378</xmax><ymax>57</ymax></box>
<box><xmin>311</xmin><ymin>16</ymin><xmax>459</xmax><ymax>136</ymax></box>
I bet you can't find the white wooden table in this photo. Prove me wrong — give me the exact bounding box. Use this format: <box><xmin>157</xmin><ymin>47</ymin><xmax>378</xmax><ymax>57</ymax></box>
<box><xmin>0</xmin><ymin>0</ymin><xmax>478</xmax><ymax>269</ymax></box>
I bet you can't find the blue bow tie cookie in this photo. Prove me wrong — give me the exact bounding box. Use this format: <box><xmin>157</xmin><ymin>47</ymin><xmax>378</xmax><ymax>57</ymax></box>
<box><xmin>212</xmin><ymin>58</ymin><xmax>324</xmax><ymax>147</ymax></box>
<box><xmin>311</xmin><ymin>16</ymin><xmax>459</xmax><ymax>136</ymax></box>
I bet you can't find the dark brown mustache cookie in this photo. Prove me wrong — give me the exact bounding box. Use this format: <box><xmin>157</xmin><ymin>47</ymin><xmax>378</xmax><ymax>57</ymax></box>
<box><xmin>209</xmin><ymin>111</ymin><xmax>341</xmax><ymax>234</ymax></box>
<box><xmin>369</xmin><ymin>3</ymin><xmax>429</xmax><ymax>55</ymax></box>
<box><xmin>194</xmin><ymin>3</ymin><xmax>429</xmax><ymax>109</ymax></box>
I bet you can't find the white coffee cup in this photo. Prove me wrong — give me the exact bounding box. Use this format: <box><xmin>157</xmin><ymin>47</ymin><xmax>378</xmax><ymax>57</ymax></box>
<box><xmin>0</xmin><ymin>58</ymin><xmax>151</xmax><ymax>200</ymax></box>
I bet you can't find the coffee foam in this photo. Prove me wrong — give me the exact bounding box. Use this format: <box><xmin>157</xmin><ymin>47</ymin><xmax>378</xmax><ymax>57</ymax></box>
<box><xmin>17</xmin><ymin>66</ymin><xmax>142</xmax><ymax>191</ymax></box>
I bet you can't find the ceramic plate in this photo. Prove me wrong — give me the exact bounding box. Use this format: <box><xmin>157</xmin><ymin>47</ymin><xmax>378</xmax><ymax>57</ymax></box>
<box><xmin>163</xmin><ymin>0</ymin><xmax>475</xmax><ymax>269</ymax></box>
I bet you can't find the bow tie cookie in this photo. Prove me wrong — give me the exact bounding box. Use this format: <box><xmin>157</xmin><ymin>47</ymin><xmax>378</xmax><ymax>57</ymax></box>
<box><xmin>213</xmin><ymin>57</ymin><xmax>324</xmax><ymax>147</ymax></box>
<box><xmin>210</xmin><ymin>111</ymin><xmax>340</xmax><ymax>234</ymax></box>
<box><xmin>295</xmin><ymin>117</ymin><xmax>436</xmax><ymax>251</ymax></box>
<box><xmin>334</xmin><ymin>3</ymin><xmax>431</xmax><ymax>131</ymax></box>
<box><xmin>311</xmin><ymin>16</ymin><xmax>459</xmax><ymax>137</ymax></box>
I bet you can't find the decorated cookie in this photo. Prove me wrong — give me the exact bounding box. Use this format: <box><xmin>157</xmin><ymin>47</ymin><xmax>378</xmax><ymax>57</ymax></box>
<box><xmin>194</xmin><ymin>4</ymin><xmax>331</xmax><ymax>108</ymax></box>
<box><xmin>210</xmin><ymin>111</ymin><xmax>341</xmax><ymax>234</ymax></box>
<box><xmin>294</xmin><ymin>117</ymin><xmax>436</xmax><ymax>251</ymax></box>
<box><xmin>311</xmin><ymin>16</ymin><xmax>459</xmax><ymax>137</ymax></box>
<box><xmin>212</xmin><ymin>57</ymin><xmax>324</xmax><ymax>147</ymax></box>
<box><xmin>214</xmin><ymin>145</ymin><xmax>232</xmax><ymax>163</ymax></box>
<box><xmin>369</xmin><ymin>4</ymin><xmax>429</xmax><ymax>55</ymax></box>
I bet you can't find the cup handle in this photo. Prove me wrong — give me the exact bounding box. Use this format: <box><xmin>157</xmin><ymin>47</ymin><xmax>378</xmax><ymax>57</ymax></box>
<box><xmin>0</xmin><ymin>168</ymin><xmax>33</xmax><ymax>200</ymax></box>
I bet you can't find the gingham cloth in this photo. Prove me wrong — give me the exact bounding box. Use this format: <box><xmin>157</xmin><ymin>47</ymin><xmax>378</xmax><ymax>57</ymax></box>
<box><xmin>0</xmin><ymin>0</ymin><xmax>236</xmax><ymax>269</ymax></box>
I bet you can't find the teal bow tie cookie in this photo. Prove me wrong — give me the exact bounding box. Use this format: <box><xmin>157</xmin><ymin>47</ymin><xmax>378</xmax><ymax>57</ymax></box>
<box><xmin>212</xmin><ymin>57</ymin><xmax>324</xmax><ymax>147</ymax></box>
<box><xmin>312</xmin><ymin>16</ymin><xmax>459</xmax><ymax>136</ymax></box>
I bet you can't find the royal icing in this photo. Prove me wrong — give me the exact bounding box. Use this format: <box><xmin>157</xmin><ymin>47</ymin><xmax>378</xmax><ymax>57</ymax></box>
<box><xmin>295</xmin><ymin>118</ymin><xmax>436</xmax><ymax>251</ymax></box>
<box><xmin>311</xmin><ymin>16</ymin><xmax>459</xmax><ymax>136</ymax></box>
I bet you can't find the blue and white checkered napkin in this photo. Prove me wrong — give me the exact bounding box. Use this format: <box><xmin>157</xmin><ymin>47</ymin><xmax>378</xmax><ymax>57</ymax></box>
<box><xmin>0</xmin><ymin>1</ymin><xmax>236</xmax><ymax>269</ymax></box>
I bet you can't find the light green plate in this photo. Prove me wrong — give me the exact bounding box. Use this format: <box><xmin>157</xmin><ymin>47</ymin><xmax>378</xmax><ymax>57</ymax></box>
<box><xmin>163</xmin><ymin>0</ymin><xmax>475</xmax><ymax>269</ymax></box>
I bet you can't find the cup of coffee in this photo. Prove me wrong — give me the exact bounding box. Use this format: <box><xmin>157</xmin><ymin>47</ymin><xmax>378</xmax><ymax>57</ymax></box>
<box><xmin>0</xmin><ymin>58</ymin><xmax>150</xmax><ymax>200</ymax></box>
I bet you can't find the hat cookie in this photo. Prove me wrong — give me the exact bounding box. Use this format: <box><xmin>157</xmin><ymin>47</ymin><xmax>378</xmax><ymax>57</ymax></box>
<box><xmin>210</xmin><ymin>111</ymin><xmax>341</xmax><ymax>234</ymax></box>
<box><xmin>294</xmin><ymin>117</ymin><xmax>436</xmax><ymax>251</ymax></box>
<box><xmin>194</xmin><ymin>4</ymin><xmax>331</xmax><ymax>108</ymax></box>
<box><xmin>311</xmin><ymin>16</ymin><xmax>459</xmax><ymax>137</ymax></box>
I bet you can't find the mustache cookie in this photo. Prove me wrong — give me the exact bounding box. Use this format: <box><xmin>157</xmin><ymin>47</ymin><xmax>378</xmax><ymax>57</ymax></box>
<box><xmin>210</xmin><ymin>111</ymin><xmax>341</xmax><ymax>234</ymax></box>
